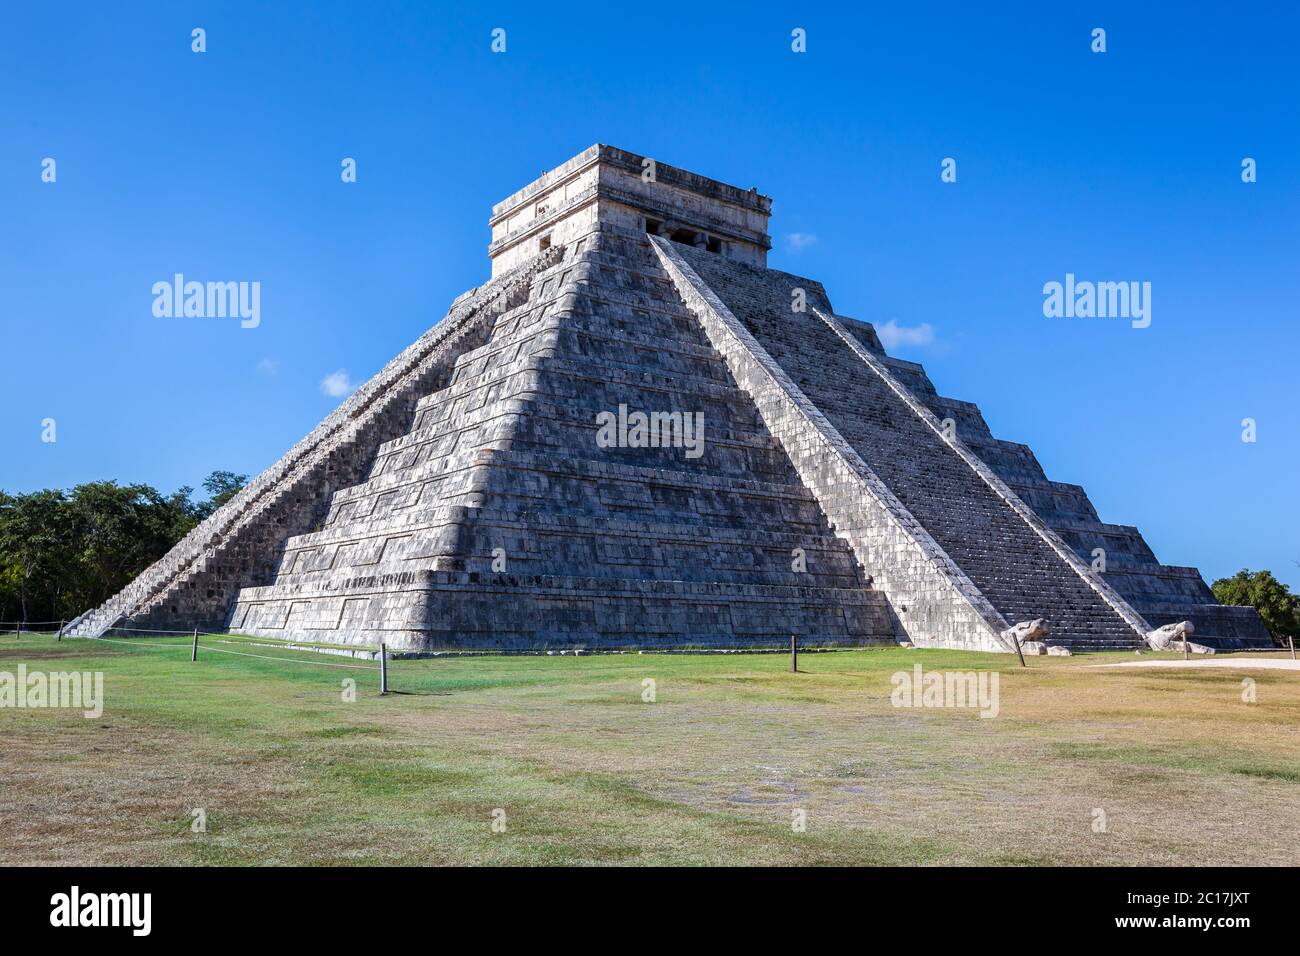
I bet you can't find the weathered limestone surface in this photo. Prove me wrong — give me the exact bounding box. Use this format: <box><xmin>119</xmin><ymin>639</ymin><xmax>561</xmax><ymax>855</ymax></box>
<box><xmin>490</xmin><ymin>145</ymin><xmax>771</xmax><ymax>276</ymax></box>
<box><xmin>812</xmin><ymin>306</ymin><xmax>1152</xmax><ymax>639</ymax></box>
<box><xmin>68</xmin><ymin>144</ymin><xmax>1273</xmax><ymax>651</ymax></box>
<box><xmin>1147</xmin><ymin>620</ymin><xmax>1193</xmax><ymax>650</ymax></box>
<box><xmin>652</xmin><ymin>236</ymin><xmax>1013</xmax><ymax>652</ymax></box>
<box><xmin>673</xmin><ymin>244</ymin><xmax>1148</xmax><ymax>649</ymax></box>
<box><xmin>228</xmin><ymin>226</ymin><xmax>896</xmax><ymax>649</ymax></box>
<box><xmin>64</xmin><ymin>252</ymin><xmax>561</xmax><ymax>637</ymax></box>
<box><xmin>820</xmin><ymin>318</ymin><xmax>1272</xmax><ymax>648</ymax></box>
<box><xmin>1003</xmin><ymin>619</ymin><xmax>1051</xmax><ymax>645</ymax></box>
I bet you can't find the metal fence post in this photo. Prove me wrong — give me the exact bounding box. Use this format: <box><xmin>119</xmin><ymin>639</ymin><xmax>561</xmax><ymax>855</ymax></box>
<box><xmin>380</xmin><ymin>643</ymin><xmax>389</xmax><ymax>695</ymax></box>
<box><xmin>191</xmin><ymin>628</ymin><xmax>199</xmax><ymax>662</ymax></box>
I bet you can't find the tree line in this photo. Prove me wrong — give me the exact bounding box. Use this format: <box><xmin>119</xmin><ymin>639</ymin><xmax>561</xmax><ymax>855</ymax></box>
<box><xmin>0</xmin><ymin>471</ymin><xmax>246</xmax><ymax>624</ymax></box>
<box><xmin>1211</xmin><ymin>569</ymin><xmax>1300</xmax><ymax>643</ymax></box>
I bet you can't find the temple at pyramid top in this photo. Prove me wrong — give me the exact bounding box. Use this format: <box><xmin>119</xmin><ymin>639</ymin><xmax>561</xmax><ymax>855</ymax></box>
<box><xmin>488</xmin><ymin>144</ymin><xmax>773</xmax><ymax>275</ymax></box>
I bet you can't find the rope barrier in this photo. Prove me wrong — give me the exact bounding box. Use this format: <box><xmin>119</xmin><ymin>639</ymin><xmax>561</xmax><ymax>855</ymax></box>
<box><xmin>88</xmin><ymin>635</ymin><xmax>377</xmax><ymax>669</ymax></box>
<box><xmin>197</xmin><ymin>643</ymin><xmax>377</xmax><ymax>670</ymax></box>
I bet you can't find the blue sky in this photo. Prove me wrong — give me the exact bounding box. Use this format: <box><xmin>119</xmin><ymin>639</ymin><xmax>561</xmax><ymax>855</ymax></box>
<box><xmin>2</xmin><ymin>1</ymin><xmax>1296</xmax><ymax>588</ymax></box>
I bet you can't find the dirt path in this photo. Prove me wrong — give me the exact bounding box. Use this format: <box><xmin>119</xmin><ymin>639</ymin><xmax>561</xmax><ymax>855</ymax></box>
<box><xmin>1094</xmin><ymin>657</ymin><xmax>1300</xmax><ymax>671</ymax></box>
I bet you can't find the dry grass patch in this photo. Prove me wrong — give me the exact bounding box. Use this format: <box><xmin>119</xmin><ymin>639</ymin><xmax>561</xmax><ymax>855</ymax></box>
<box><xmin>1</xmin><ymin>636</ymin><xmax>1296</xmax><ymax>865</ymax></box>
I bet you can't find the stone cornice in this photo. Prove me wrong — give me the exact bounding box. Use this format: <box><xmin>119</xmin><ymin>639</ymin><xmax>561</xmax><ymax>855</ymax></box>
<box><xmin>491</xmin><ymin>144</ymin><xmax>770</xmax><ymax>223</ymax></box>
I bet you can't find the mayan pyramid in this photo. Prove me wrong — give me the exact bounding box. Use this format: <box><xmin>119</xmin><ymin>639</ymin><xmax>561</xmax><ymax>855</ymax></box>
<box><xmin>67</xmin><ymin>145</ymin><xmax>1272</xmax><ymax>653</ymax></box>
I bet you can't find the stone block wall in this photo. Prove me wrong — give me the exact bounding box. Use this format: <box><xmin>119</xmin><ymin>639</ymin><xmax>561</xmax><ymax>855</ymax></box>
<box><xmin>225</xmin><ymin>225</ymin><xmax>900</xmax><ymax>650</ymax></box>
<box><xmin>65</xmin><ymin>249</ymin><xmax>563</xmax><ymax>636</ymax></box>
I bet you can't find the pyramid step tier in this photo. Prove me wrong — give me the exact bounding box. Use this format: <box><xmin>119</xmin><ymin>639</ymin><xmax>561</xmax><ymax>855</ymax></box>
<box><xmin>230</xmin><ymin>570</ymin><xmax>897</xmax><ymax>651</ymax></box>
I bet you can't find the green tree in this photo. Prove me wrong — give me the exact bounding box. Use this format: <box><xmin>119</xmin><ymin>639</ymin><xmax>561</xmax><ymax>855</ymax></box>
<box><xmin>195</xmin><ymin>470</ymin><xmax>249</xmax><ymax>519</ymax></box>
<box><xmin>66</xmin><ymin>481</ymin><xmax>201</xmax><ymax>614</ymax></box>
<box><xmin>0</xmin><ymin>470</ymin><xmax>246</xmax><ymax>622</ymax></box>
<box><xmin>1212</xmin><ymin>569</ymin><xmax>1300</xmax><ymax>642</ymax></box>
<box><xmin>0</xmin><ymin>490</ymin><xmax>76</xmax><ymax>622</ymax></box>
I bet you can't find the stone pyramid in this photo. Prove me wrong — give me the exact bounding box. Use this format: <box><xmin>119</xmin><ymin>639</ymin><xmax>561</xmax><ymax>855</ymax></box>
<box><xmin>67</xmin><ymin>145</ymin><xmax>1272</xmax><ymax>653</ymax></box>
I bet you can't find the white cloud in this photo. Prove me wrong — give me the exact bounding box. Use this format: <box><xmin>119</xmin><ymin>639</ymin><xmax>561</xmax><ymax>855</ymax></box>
<box><xmin>876</xmin><ymin>320</ymin><xmax>936</xmax><ymax>350</ymax></box>
<box><xmin>256</xmin><ymin>358</ymin><xmax>279</xmax><ymax>376</ymax></box>
<box><xmin>319</xmin><ymin>369</ymin><xmax>355</xmax><ymax>398</ymax></box>
<box><xmin>783</xmin><ymin>232</ymin><xmax>817</xmax><ymax>253</ymax></box>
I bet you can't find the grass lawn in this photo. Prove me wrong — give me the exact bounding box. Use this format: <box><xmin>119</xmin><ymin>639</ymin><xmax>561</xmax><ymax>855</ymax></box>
<box><xmin>1</xmin><ymin>632</ymin><xmax>1297</xmax><ymax>866</ymax></box>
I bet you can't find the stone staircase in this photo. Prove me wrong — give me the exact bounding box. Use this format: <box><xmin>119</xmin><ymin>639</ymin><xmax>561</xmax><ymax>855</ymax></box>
<box><xmin>670</xmin><ymin>241</ymin><xmax>1149</xmax><ymax>650</ymax></box>
<box><xmin>808</xmin><ymin>312</ymin><xmax>1272</xmax><ymax>649</ymax></box>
